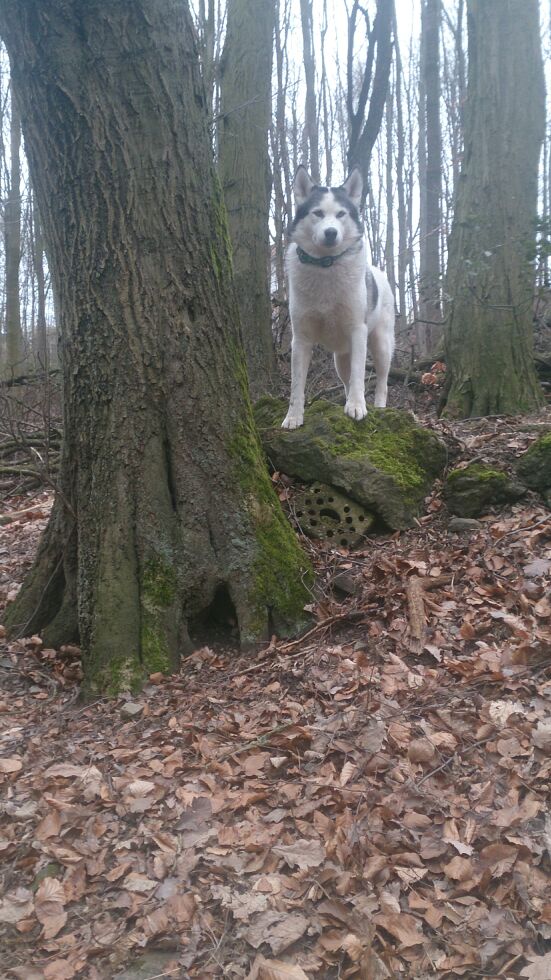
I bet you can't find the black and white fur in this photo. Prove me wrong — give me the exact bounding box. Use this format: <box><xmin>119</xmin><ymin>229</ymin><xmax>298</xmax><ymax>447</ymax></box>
<box><xmin>282</xmin><ymin>166</ymin><xmax>395</xmax><ymax>430</ymax></box>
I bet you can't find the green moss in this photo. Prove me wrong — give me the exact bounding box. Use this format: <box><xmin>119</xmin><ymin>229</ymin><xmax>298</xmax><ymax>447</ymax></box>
<box><xmin>95</xmin><ymin>654</ymin><xmax>145</xmax><ymax>698</ymax></box>
<box><xmin>140</xmin><ymin>557</ymin><xmax>176</xmax><ymax>676</ymax></box>
<box><xmin>229</xmin><ymin>408</ymin><xmax>312</xmax><ymax>640</ymax></box>
<box><xmin>531</xmin><ymin>433</ymin><xmax>551</xmax><ymax>449</ymax></box>
<box><xmin>281</xmin><ymin>399</ymin><xmax>436</xmax><ymax>498</ymax></box>
<box><xmin>447</xmin><ymin>463</ymin><xmax>509</xmax><ymax>484</ymax></box>
<box><xmin>253</xmin><ymin>397</ymin><xmax>448</xmax><ymax>530</ymax></box>
<box><xmin>255</xmin><ymin>399</ymin><xmax>441</xmax><ymax>496</ymax></box>
<box><xmin>444</xmin><ymin>463</ymin><xmax>524</xmax><ymax>517</ymax></box>
<box><xmin>516</xmin><ymin>432</ymin><xmax>551</xmax><ymax>491</ymax></box>
<box><xmin>210</xmin><ymin>171</ymin><xmax>234</xmax><ymax>279</ymax></box>
<box><xmin>254</xmin><ymin>395</ymin><xmax>287</xmax><ymax>429</ymax></box>
<box><xmin>230</xmin><ymin>339</ymin><xmax>254</xmax><ymax>405</ymax></box>
<box><xmin>141</xmin><ymin>622</ymin><xmax>172</xmax><ymax>674</ymax></box>
<box><xmin>142</xmin><ymin>557</ymin><xmax>176</xmax><ymax>610</ymax></box>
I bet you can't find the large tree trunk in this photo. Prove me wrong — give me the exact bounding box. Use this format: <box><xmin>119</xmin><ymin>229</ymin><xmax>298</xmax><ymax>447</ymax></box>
<box><xmin>4</xmin><ymin>81</ymin><xmax>22</xmax><ymax>374</ymax></box>
<box><xmin>0</xmin><ymin>0</ymin><xmax>311</xmax><ymax>694</ymax></box>
<box><xmin>442</xmin><ymin>0</ymin><xmax>545</xmax><ymax>418</ymax></box>
<box><xmin>218</xmin><ymin>0</ymin><xmax>277</xmax><ymax>399</ymax></box>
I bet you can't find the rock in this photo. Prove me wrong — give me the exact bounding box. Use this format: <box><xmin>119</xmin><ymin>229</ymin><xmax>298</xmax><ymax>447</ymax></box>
<box><xmin>331</xmin><ymin>570</ymin><xmax>360</xmax><ymax>596</ymax></box>
<box><xmin>516</xmin><ymin>433</ymin><xmax>551</xmax><ymax>492</ymax></box>
<box><xmin>121</xmin><ymin>701</ymin><xmax>143</xmax><ymax>719</ymax></box>
<box><xmin>443</xmin><ymin>463</ymin><xmax>525</xmax><ymax>518</ymax></box>
<box><xmin>254</xmin><ymin>397</ymin><xmax>447</xmax><ymax>530</ymax></box>
<box><xmin>293</xmin><ymin>482</ymin><xmax>375</xmax><ymax>547</ymax></box>
<box><xmin>448</xmin><ymin>517</ymin><xmax>483</xmax><ymax>533</ymax></box>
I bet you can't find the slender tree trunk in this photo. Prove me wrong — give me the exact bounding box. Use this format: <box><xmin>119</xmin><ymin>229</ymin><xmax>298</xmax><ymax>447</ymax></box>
<box><xmin>418</xmin><ymin>0</ymin><xmax>442</xmax><ymax>354</ymax></box>
<box><xmin>196</xmin><ymin>0</ymin><xmax>216</xmax><ymax>112</ymax></box>
<box><xmin>218</xmin><ymin>0</ymin><xmax>277</xmax><ymax>398</ymax></box>
<box><xmin>271</xmin><ymin>0</ymin><xmax>292</xmax><ymax>302</ymax></box>
<box><xmin>384</xmin><ymin>84</ymin><xmax>396</xmax><ymax>294</ymax></box>
<box><xmin>4</xmin><ymin>81</ymin><xmax>22</xmax><ymax>373</ymax></box>
<box><xmin>347</xmin><ymin>0</ymin><xmax>394</xmax><ymax>201</ymax></box>
<box><xmin>0</xmin><ymin>0</ymin><xmax>311</xmax><ymax>694</ymax></box>
<box><xmin>31</xmin><ymin>194</ymin><xmax>48</xmax><ymax>370</ymax></box>
<box><xmin>299</xmin><ymin>0</ymin><xmax>319</xmax><ymax>181</ymax></box>
<box><xmin>393</xmin><ymin>14</ymin><xmax>408</xmax><ymax>335</ymax></box>
<box><xmin>442</xmin><ymin>0</ymin><xmax>545</xmax><ymax>418</ymax></box>
<box><xmin>319</xmin><ymin>0</ymin><xmax>333</xmax><ymax>186</ymax></box>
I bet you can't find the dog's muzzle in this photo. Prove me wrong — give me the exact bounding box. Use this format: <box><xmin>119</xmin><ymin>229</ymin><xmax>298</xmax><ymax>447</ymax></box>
<box><xmin>323</xmin><ymin>227</ymin><xmax>338</xmax><ymax>245</ymax></box>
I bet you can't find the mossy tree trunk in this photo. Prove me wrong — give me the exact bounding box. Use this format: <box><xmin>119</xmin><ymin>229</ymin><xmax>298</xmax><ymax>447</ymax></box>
<box><xmin>0</xmin><ymin>0</ymin><xmax>311</xmax><ymax>695</ymax></box>
<box><xmin>218</xmin><ymin>0</ymin><xmax>277</xmax><ymax>399</ymax></box>
<box><xmin>442</xmin><ymin>0</ymin><xmax>545</xmax><ymax>418</ymax></box>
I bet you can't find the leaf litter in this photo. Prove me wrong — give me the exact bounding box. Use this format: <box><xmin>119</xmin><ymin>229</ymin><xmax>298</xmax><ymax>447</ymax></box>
<box><xmin>1</xmin><ymin>413</ymin><xmax>551</xmax><ymax>978</ymax></box>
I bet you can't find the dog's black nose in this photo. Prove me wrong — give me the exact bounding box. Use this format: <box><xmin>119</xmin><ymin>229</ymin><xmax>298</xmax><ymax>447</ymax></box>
<box><xmin>324</xmin><ymin>227</ymin><xmax>338</xmax><ymax>244</ymax></box>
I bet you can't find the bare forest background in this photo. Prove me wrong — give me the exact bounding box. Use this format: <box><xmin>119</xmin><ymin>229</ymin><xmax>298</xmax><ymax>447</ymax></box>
<box><xmin>0</xmin><ymin>0</ymin><xmax>550</xmax><ymax>381</ymax></box>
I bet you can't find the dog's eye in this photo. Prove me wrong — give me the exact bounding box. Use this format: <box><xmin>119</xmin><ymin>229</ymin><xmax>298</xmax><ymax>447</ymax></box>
<box><xmin>312</xmin><ymin>209</ymin><xmax>324</xmax><ymax>218</ymax></box>
<box><xmin>336</xmin><ymin>210</ymin><xmax>346</xmax><ymax>219</ymax></box>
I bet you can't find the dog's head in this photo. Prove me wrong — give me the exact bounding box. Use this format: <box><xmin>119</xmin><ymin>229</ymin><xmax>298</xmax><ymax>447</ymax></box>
<box><xmin>290</xmin><ymin>167</ymin><xmax>364</xmax><ymax>254</ymax></box>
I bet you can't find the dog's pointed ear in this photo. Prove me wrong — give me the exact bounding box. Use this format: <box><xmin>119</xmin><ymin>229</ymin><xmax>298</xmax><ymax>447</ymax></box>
<box><xmin>342</xmin><ymin>168</ymin><xmax>363</xmax><ymax>207</ymax></box>
<box><xmin>294</xmin><ymin>166</ymin><xmax>315</xmax><ymax>206</ymax></box>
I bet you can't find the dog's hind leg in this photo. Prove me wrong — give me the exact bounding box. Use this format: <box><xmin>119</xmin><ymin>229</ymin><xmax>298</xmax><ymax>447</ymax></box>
<box><xmin>282</xmin><ymin>338</ymin><xmax>313</xmax><ymax>429</ymax></box>
<box><xmin>334</xmin><ymin>352</ymin><xmax>351</xmax><ymax>398</ymax></box>
<box><xmin>368</xmin><ymin>320</ymin><xmax>393</xmax><ymax>408</ymax></box>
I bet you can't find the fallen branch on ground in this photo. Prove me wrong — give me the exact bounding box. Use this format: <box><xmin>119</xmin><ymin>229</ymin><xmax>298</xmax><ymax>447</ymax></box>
<box><xmin>407</xmin><ymin>574</ymin><xmax>452</xmax><ymax>654</ymax></box>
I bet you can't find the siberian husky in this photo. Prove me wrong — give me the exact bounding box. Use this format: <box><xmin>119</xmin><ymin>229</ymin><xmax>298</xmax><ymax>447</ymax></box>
<box><xmin>282</xmin><ymin>166</ymin><xmax>395</xmax><ymax>430</ymax></box>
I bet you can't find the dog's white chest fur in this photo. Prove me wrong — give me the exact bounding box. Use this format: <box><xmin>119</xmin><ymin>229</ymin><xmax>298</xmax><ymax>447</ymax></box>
<box><xmin>286</xmin><ymin>241</ymin><xmax>368</xmax><ymax>354</ymax></box>
<box><xmin>282</xmin><ymin>166</ymin><xmax>395</xmax><ymax>431</ymax></box>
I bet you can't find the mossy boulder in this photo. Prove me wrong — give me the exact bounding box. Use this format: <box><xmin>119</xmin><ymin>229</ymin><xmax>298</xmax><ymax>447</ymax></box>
<box><xmin>443</xmin><ymin>463</ymin><xmax>525</xmax><ymax>518</ymax></box>
<box><xmin>516</xmin><ymin>433</ymin><xmax>551</xmax><ymax>493</ymax></box>
<box><xmin>254</xmin><ymin>397</ymin><xmax>448</xmax><ymax>530</ymax></box>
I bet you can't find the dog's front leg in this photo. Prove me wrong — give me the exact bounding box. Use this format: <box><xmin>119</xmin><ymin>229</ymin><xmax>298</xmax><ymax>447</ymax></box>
<box><xmin>344</xmin><ymin>327</ymin><xmax>368</xmax><ymax>421</ymax></box>
<box><xmin>282</xmin><ymin>338</ymin><xmax>313</xmax><ymax>429</ymax></box>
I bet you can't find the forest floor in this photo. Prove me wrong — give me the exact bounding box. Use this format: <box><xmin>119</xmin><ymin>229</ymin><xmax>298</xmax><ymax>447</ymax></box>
<box><xmin>0</xmin><ymin>391</ymin><xmax>551</xmax><ymax>980</ymax></box>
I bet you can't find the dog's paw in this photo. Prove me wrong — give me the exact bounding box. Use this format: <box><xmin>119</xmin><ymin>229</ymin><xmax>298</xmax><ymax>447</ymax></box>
<box><xmin>344</xmin><ymin>398</ymin><xmax>367</xmax><ymax>421</ymax></box>
<box><xmin>281</xmin><ymin>414</ymin><xmax>304</xmax><ymax>430</ymax></box>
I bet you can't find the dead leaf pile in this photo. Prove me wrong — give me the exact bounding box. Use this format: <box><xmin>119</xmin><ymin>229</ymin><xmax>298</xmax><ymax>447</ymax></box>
<box><xmin>0</xmin><ymin>414</ymin><xmax>550</xmax><ymax>978</ymax></box>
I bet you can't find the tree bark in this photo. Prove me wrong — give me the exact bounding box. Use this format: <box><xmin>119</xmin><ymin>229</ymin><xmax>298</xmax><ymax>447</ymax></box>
<box><xmin>299</xmin><ymin>0</ymin><xmax>320</xmax><ymax>182</ymax></box>
<box><xmin>392</xmin><ymin>10</ymin><xmax>408</xmax><ymax>337</ymax></box>
<box><xmin>347</xmin><ymin>0</ymin><xmax>394</xmax><ymax>202</ymax></box>
<box><xmin>31</xmin><ymin>194</ymin><xmax>48</xmax><ymax>370</ymax></box>
<box><xmin>4</xmin><ymin>80</ymin><xmax>22</xmax><ymax>374</ymax></box>
<box><xmin>418</xmin><ymin>0</ymin><xmax>442</xmax><ymax>354</ymax></box>
<box><xmin>196</xmin><ymin>0</ymin><xmax>216</xmax><ymax>113</ymax></box>
<box><xmin>218</xmin><ymin>0</ymin><xmax>277</xmax><ymax>398</ymax></box>
<box><xmin>384</xmin><ymin>80</ymin><xmax>396</xmax><ymax>296</ymax></box>
<box><xmin>0</xmin><ymin>0</ymin><xmax>311</xmax><ymax>694</ymax></box>
<box><xmin>442</xmin><ymin>0</ymin><xmax>545</xmax><ymax>418</ymax></box>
